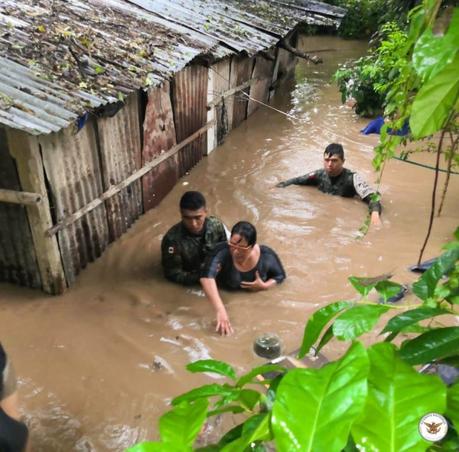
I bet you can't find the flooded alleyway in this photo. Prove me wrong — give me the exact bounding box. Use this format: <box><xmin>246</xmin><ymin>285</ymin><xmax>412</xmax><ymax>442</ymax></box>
<box><xmin>1</xmin><ymin>36</ymin><xmax>458</xmax><ymax>451</ymax></box>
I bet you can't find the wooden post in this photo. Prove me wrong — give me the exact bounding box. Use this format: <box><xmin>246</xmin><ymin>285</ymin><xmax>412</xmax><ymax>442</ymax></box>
<box><xmin>0</xmin><ymin>189</ymin><xmax>42</xmax><ymax>205</ymax></box>
<box><xmin>6</xmin><ymin>129</ymin><xmax>67</xmax><ymax>294</ymax></box>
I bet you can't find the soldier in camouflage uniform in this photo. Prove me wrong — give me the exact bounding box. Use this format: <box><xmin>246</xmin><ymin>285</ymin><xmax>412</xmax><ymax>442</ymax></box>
<box><xmin>161</xmin><ymin>191</ymin><xmax>228</xmax><ymax>285</ymax></box>
<box><xmin>277</xmin><ymin>143</ymin><xmax>382</xmax><ymax>226</ymax></box>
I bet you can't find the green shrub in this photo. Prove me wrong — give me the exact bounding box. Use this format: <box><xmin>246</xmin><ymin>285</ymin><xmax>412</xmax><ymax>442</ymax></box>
<box><xmin>334</xmin><ymin>22</ymin><xmax>409</xmax><ymax>117</ymax></box>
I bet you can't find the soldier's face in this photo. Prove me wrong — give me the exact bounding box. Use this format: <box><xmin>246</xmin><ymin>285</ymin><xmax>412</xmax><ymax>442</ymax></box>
<box><xmin>181</xmin><ymin>207</ymin><xmax>207</xmax><ymax>235</ymax></box>
<box><xmin>323</xmin><ymin>153</ymin><xmax>344</xmax><ymax>177</ymax></box>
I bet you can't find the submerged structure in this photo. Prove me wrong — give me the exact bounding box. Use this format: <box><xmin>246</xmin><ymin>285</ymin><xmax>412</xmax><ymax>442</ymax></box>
<box><xmin>0</xmin><ymin>0</ymin><xmax>345</xmax><ymax>293</ymax></box>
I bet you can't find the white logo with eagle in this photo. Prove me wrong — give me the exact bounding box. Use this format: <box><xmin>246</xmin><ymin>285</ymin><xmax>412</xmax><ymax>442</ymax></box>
<box><xmin>419</xmin><ymin>413</ymin><xmax>448</xmax><ymax>442</ymax></box>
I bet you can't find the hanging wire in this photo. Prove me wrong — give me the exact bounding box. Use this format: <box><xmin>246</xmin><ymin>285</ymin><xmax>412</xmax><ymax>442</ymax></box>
<box><xmin>208</xmin><ymin>65</ymin><xmax>302</xmax><ymax>122</ymax></box>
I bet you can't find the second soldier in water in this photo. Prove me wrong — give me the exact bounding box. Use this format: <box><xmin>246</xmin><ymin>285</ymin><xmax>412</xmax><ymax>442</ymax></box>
<box><xmin>277</xmin><ymin>143</ymin><xmax>382</xmax><ymax>227</ymax></box>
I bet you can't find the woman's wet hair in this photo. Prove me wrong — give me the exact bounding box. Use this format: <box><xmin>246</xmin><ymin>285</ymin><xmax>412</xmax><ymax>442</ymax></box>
<box><xmin>231</xmin><ymin>221</ymin><xmax>257</xmax><ymax>247</ymax></box>
<box><xmin>324</xmin><ymin>143</ymin><xmax>344</xmax><ymax>160</ymax></box>
<box><xmin>180</xmin><ymin>191</ymin><xmax>206</xmax><ymax>211</ymax></box>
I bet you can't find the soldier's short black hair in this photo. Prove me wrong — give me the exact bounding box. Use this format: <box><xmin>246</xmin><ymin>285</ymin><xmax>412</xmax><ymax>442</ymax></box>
<box><xmin>231</xmin><ymin>221</ymin><xmax>257</xmax><ymax>247</ymax></box>
<box><xmin>180</xmin><ymin>191</ymin><xmax>206</xmax><ymax>211</ymax></box>
<box><xmin>324</xmin><ymin>143</ymin><xmax>344</xmax><ymax>160</ymax></box>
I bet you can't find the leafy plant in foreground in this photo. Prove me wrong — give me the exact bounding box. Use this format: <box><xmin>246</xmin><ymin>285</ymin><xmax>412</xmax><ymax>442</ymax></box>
<box><xmin>128</xmin><ymin>228</ymin><xmax>459</xmax><ymax>451</ymax></box>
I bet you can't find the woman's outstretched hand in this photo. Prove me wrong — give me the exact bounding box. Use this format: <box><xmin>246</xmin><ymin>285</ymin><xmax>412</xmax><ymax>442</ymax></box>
<box><xmin>240</xmin><ymin>271</ymin><xmax>268</xmax><ymax>291</ymax></box>
<box><xmin>216</xmin><ymin>308</ymin><xmax>233</xmax><ymax>336</ymax></box>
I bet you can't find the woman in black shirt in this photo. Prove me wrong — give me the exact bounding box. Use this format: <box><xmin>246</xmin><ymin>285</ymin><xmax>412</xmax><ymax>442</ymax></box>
<box><xmin>200</xmin><ymin>221</ymin><xmax>286</xmax><ymax>336</ymax></box>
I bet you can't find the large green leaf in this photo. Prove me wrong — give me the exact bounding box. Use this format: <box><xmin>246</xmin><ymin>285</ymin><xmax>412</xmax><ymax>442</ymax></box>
<box><xmin>159</xmin><ymin>400</ymin><xmax>208</xmax><ymax>447</ymax></box>
<box><xmin>221</xmin><ymin>413</ymin><xmax>270</xmax><ymax>452</ymax></box>
<box><xmin>375</xmin><ymin>280</ymin><xmax>403</xmax><ymax>302</ymax></box>
<box><xmin>333</xmin><ymin>305</ymin><xmax>390</xmax><ymax>341</ymax></box>
<box><xmin>412</xmin><ymin>247</ymin><xmax>459</xmax><ymax>300</ymax></box>
<box><xmin>399</xmin><ymin>326</ymin><xmax>459</xmax><ymax>365</ymax></box>
<box><xmin>381</xmin><ymin>306</ymin><xmax>449</xmax><ymax>337</ymax></box>
<box><xmin>298</xmin><ymin>300</ymin><xmax>352</xmax><ymax>358</ymax></box>
<box><xmin>272</xmin><ymin>342</ymin><xmax>368</xmax><ymax>451</ymax></box>
<box><xmin>410</xmin><ymin>54</ymin><xmax>459</xmax><ymax>138</ymax></box>
<box><xmin>348</xmin><ymin>276</ymin><xmax>376</xmax><ymax>296</ymax></box>
<box><xmin>412</xmin><ymin>8</ymin><xmax>459</xmax><ymax>81</ymax></box>
<box><xmin>172</xmin><ymin>384</ymin><xmax>234</xmax><ymax>406</ymax></box>
<box><xmin>236</xmin><ymin>364</ymin><xmax>286</xmax><ymax>387</ymax></box>
<box><xmin>447</xmin><ymin>382</ymin><xmax>459</xmax><ymax>432</ymax></box>
<box><xmin>186</xmin><ymin>360</ymin><xmax>236</xmax><ymax>380</ymax></box>
<box><xmin>352</xmin><ymin>342</ymin><xmax>446</xmax><ymax>452</ymax></box>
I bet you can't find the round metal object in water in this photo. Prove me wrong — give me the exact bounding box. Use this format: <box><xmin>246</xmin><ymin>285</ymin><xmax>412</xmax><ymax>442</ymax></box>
<box><xmin>253</xmin><ymin>333</ymin><xmax>282</xmax><ymax>359</ymax></box>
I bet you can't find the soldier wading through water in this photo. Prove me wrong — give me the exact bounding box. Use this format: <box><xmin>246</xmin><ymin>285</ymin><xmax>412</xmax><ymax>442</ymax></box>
<box><xmin>277</xmin><ymin>143</ymin><xmax>382</xmax><ymax>227</ymax></box>
<box><xmin>161</xmin><ymin>191</ymin><xmax>228</xmax><ymax>286</ymax></box>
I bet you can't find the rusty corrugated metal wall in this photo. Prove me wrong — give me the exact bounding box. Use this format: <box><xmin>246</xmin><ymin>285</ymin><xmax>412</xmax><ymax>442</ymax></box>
<box><xmin>39</xmin><ymin>120</ymin><xmax>110</xmax><ymax>285</ymax></box>
<box><xmin>172</xmin><ymin>65</ymin><xmax>208</xmax><ymax>176</ymax></box>
<box><xmin>142</xmin><ymin>81</ymin><xmax>178</xmax><ymax>211</ymax></box>
<box><xmin>97</xmin><ymin>93</ymin><xmax>143</xmax><ymax>241</ymax></box>
<box><xmin>0</xmin><ymin>128</ymin><xmax>41</xmax><ymax>288</ymax></box>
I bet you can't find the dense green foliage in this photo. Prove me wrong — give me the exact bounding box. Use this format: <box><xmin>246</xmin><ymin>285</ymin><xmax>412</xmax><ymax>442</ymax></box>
<box><xmin>323</xmin><ymin>0</ymin><xmax>415</xmax><ymax>38</ymax></box>
<box><xmin>127</xmin><ymin>229</ymin><xmax>459</xmax><ymax>451</ymax></box>
<box><xmin>334</xmin><ymin>22</ymin><xmax>408</xmax><ymax>116</ymax></box>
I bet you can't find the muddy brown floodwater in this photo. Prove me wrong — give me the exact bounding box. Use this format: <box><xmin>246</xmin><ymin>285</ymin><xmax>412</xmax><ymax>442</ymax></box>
<box><xmin>1</xmin><ymin>36</ymin><xmax>458</xmax><ymax>451</ymax></box>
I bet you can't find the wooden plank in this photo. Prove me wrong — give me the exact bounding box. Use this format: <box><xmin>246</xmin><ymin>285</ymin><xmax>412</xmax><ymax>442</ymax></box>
<box><xmin>0</xmin><ymin>189</ymin><xmax>42</xmax><ymax>205</ymax></box>
<box><xmin>248</xmin><ymin>53</ymin><xmax>275</xmax><ymax>116</ymax></box>
<box><xmin>6</xmin><ymin>129</ymin><xmax>66</xmax><ymax>294</ymax></box>
<box><xmin>0</xmin><ymin>128</ymin><xmax>41</xmax><ymax>289</ymax></box>
<box><xmin>230</xmin><ymin>55</ymin><xmax>253</xmax><ymax>129</ymax></box>
<box><xmin>46</xmin><ymin>120</ymin><xmax>215</xmax><ymax>237</ymax></box>
<box><xmin>40</xmin><ymin>119</ymin><xmax>110</xmax><ymax>285</ymax></box>
<box><xmin>142</xmin><ymin>81</ymin><xmax>178</xmax><ymax>211</ymax></box>
<box><xmin>97</xmin><ymin>93</ymin><xmax>143</xmax><ymax>241</ymax></box>
<box><xmin>207</xmin><ymin>59</ymin><xmax>231</xmax><ymax>154</ymax></box>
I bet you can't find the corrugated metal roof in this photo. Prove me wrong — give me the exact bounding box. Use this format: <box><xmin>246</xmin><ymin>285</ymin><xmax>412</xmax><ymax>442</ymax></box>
<box><xmin>0</xmin><ymin>0</ymin><xmax>344</xmax><ymax>135</ymax></box>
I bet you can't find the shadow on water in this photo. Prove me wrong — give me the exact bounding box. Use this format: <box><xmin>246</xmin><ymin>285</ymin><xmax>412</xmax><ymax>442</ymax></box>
<box><xmin>1</xmin><ymin>36</ymin><xmax>458</xmax><ymax>450</ymax></box>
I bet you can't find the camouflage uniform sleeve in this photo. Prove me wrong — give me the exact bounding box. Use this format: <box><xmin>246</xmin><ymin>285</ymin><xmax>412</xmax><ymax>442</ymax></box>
<box><xmin>161</xmin><ymin>236</ymin><xmax>200</xmax><ymax>285</ymax></box>
<box><xmin>353</xmin><ymin>173</ymin><xmax>382</xmax><ymax>214</ymax></box>
<box><xmin>280</xmin><ymin>171</ymin><xmax>319</xmax><ymax>187</ymax></box>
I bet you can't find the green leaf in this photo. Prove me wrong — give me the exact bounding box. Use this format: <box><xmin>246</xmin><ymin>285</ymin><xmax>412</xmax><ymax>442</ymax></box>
<box><xmin>298</xmin><ymin>300</ymin><xmax>352</xmax><ymax>358</ymax></box>
<box><xmin>333</xmin><ymin>305</ymin><xmax>390</xmax><ymax>341</ymax></box>
<box><xmin>186</xmin><ymin>360</ymin><xmax>237</xmax><ymax>380</ymax></box>
<box><xmin>381</xmin><ymin>307</ymin><xmax>449</xmax><ymax>336</ymax></box>
<box><xmin>236</xmin><ymin>364</ymin><xmax>286</xmax><ymax>387</ymax></box>
<box><xmin>221</xmin><ymin>413</ymin><xmax>270</xmax><ymax>452</ymax></box>
<box><xmin>207</xmin><ymin>405</ymin><xmax>245</xmax><ymax>417</ymax></box>
<box><xmin>348</xmin><ymin>276</ymin><xmax>376</xmax><ymax>296</ymax></box>
<box><xmin>172</xmin><ymin>384</ymin><xmax>234</xmax><ymax>406</ymax></box>
<box><xmin>316</xmin><ymin>324</ymin><xmax>334</xmax><ymax>352</ymax></box>
<box><xmin>447</xmin><ymin>382</ymin><xmax>459</xmax><ymax>432</ymax></box>
<box><xmin>399</xmin><ymin>327</ymin><xmax>459</xmax><ymax>365</ymax></box>
<box><xmin>159</xmin><ymin>400</ymin><xmax>208</xmax><ymax>447</ymax></box>
<box><xmin>375</xmin><ymin>280</ymin><xmax>403</xmax><ymax>302</ymax></box>
<box><xmin>238</xmin><ymin>389</ymin><xmax>262</xmax><ymax>411</ymax></box>
<box><xmin>272</xmin><ymin>342</ymin><xmax>369</xmax><ymax>451</ymax></box>
<box><xmin>412</xmin><ymin>8</ymin><xmax>459</xmax><ymax>82</ymax></box>
<box><xmin>352</xmin><ymin>342</ymin><xmax>447</xmax><ymax>451</ymax></box>
<box><xmin>410</xmin><ymin>54</ymin><xmax>459</xmax><ymax>138</ymax></box>
<box><xmin>413</xmin><ymin>247</ymin><xmax>459</xmax><ymax>300</ymax></box>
